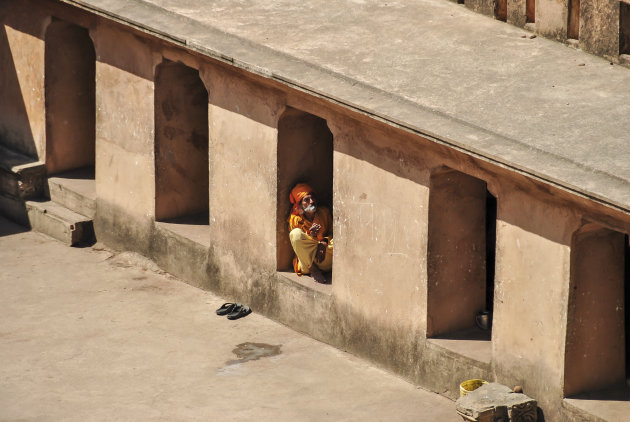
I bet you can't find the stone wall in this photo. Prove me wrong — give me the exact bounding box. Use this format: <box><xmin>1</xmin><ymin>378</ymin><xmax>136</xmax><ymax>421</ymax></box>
<box><xmin>1</xmin><ymin>1</ymin><xmax>629</xmax><ymax>420</ymax></box>
<box><xmin>462</xmin><ymin>0</ymin><xmax>629</xmax><ymax>63</ymax></box>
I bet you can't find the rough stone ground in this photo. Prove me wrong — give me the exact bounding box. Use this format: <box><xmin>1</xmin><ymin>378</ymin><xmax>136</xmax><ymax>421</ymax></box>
<box><xmin>0</xmin><ymin>216</ymin><xmax>459</xmax><ymax>422</ymax></box>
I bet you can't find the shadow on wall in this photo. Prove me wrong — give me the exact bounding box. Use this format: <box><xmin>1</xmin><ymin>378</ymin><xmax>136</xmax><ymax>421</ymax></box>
<box><xmin>0</xmin><ymin>25</ymin><xmax>37</xmax><ymax>158</ymax></box>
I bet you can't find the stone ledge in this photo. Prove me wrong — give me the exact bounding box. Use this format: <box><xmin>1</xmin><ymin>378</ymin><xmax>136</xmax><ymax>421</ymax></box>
<box><xmin>277</xmin><ymin>271</ymin><xmax>333</xmax><ymax>297</ymax></box>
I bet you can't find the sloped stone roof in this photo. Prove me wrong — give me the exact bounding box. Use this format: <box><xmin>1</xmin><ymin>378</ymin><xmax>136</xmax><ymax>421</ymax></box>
<box><xmin>64</xmin><ymin>0</ymin><xmax>630</xmax><ymax>212</ymax></box>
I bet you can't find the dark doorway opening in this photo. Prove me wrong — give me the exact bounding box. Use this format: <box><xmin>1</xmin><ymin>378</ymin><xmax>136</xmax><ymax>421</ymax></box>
<box><xmin>568</xmin><ymin>0</ymin><xmax>580</xmax><ymax>40</ymax></box>
<box><xmin>495</xmin><ymin>0</ymin><xmax>508</xmax><ymax>21</ymax></box>
<box><xmin>45</xmin><ymin>19</ymin><xmax>95</xmax><ymax>176</ymax></box>
<box><xmin>526</xmin><ymin>0</ymin><xmax>536</xmax><ymax>23</ymax></box>
<box><xmin>154</xmin><ymin>61</ymin><xmax>209</xmax><ymax>225</ymax></box>
<box><xmin>625</xmin><ymin>234</ymin><xmax>630</xmax><ymax>380</ymax></box>
<box><xmin>620</xmin><ymin>2</ymin><xmax>630</xmax><ymax>55</ymax></box>
<box><xmin>564</xmin><ymin>225</ymin><xmax>627</xmax><ymax>398</ymax></box>
<box><xmin>427</xmin><ymin>168</ymin><xmax>496</xmax><ymax>347</ymax></box>
<box><xmin>485</xmin><ymin>191</ymin><xmax>497</xmax><ymax>320</ymax></box>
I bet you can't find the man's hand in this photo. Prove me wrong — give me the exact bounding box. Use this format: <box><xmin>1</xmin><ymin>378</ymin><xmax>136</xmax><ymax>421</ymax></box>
<box><xmin>315</xmin><ymin>241</ymin><xmax>327</xmax><ymax>263</ymax></box>
<box><xmin>308</xmin><ymin>223</ymin><xmax>322</xmax><ymax>237</ymax></box>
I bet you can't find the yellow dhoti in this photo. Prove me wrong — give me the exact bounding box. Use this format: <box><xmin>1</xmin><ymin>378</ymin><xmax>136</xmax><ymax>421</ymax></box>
<box><xmin>289</xmin><ymin>228</ymin><xmax>333</xmax><ymax>274</ymax></box>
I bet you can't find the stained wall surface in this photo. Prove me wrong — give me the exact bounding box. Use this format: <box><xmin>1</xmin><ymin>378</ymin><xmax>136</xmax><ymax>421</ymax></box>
<box><xmin>93</xmin><ymin>22</ymin><xmax>156</xmax><ymax>253</ymax></box>
<box><xmin>204</xmin><ymin>64</ymin><xmax>282</xmax><ymax>290</ymax></box>
<box><xmin>492</xmin><ymin>186</ymin><xmax>578</xmax><ymax>412</ymax></box>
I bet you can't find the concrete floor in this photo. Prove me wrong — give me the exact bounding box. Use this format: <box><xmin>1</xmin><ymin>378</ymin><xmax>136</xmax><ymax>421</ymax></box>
<box><xmin>0</xmin><ymin>216</ymin><xmax>460</xmax><ymax>421</ymax></box>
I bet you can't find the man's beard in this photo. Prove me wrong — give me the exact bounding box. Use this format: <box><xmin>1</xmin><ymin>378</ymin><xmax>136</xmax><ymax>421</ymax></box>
<box><xmin>303</xmin><ymin>204</ymin><xmax>317</xmax><ymax>214</ymax></box>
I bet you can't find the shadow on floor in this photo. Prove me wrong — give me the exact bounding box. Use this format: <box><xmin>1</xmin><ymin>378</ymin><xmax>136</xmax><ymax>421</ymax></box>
<box><xmin>0</xmin><ymin>215</ymin><xmax>28</xmax><ymax>237</ymax></box>
<box><xmin>160</xmin><ymin>212</ymin><xmax>209</xmax><ymax>226</ymax></box>
<box><xmin>569</xmin><ymin>381</ymin><xmax>630</xmax><ymax>402</ymax></box>
<box><xmin>433</xmin><ymin>326</ymin><xmax>492</xmax><ymax>342</ymax></box>
<box><xmin>49</xmin><ymin>166</ymin><xmax>95</xmax><ymax>180</ymax></box>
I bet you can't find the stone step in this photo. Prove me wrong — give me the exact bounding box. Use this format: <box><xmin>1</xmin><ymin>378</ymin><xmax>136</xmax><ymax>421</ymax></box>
<box><xmin>47</xmin><ymin>167</ymin><xmax>96</xmax><ymax>219</ymax></box>
<box><xmin>0</xmin><ymin>144</ymin><xmax>46</xmax><ymax>225</ymax></box>
<box><xmin>25</xmin><ymin>200</ymin><xmax>94</xmax><ymax>246</ymax></box>
<box><xmin>0</xmin><ymin>144</ymin><xmax>46</xmax><ymax>200</ymax></box>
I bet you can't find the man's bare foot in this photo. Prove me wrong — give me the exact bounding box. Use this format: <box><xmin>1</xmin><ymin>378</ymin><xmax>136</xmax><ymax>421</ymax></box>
<box><xmin>309</xmin><ymin>265</ymin><xmax>327</xmax><ymax>284</ymax></box>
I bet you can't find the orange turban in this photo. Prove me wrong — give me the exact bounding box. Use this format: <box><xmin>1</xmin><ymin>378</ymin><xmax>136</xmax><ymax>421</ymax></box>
<box><xmin>289</xmin><ymin>183</ymin><xmax>314</xmax><ymax>216</ymax></box>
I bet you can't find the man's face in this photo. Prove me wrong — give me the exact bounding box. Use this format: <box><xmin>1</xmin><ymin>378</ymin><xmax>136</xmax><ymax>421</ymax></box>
<box><xmin>301</xmin><ymin>193</ymin><xmax>317</xmax><ymax>213</ymax></box>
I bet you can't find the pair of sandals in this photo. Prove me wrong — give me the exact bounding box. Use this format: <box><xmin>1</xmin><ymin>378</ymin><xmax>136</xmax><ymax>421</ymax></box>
<box><xmin>216</xmin><ymin>302</ymin><xmax>251</xmax><ymax>320</ymax></box>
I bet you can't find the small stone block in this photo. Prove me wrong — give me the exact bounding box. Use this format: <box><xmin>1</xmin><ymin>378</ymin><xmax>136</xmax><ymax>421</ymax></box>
<box><xmin>456</xmin><ymin>383</ymin><xmax>537</xmax><ymax>422</ymax></box>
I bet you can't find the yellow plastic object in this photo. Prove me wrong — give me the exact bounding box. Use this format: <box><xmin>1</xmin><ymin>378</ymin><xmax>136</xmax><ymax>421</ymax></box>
<box><xmin>459</xmin><ymin>379</ymin><xmax>488</xmax><ymax>397</ymax></box>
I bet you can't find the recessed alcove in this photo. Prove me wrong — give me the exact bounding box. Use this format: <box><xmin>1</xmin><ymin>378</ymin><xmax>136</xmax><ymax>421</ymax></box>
<box><xmin>154</xmin><ymin>60</ymin><xmax>209</xmax><ymax>243</ymax></box>
<box><xmin>276</xmin><ymin>107</ymin><xmax>333</xmax><ymax>285</ymax></box>
<box><xmin>526</xmin><ymin>0</ymin><xmax>535</xmax><ymax>23</ymax></box>
<box><xmin>563</xmin><ymin>225</ymin><xmax>630</xmax><ymax>420</ymax></box>
<box><xmin>426</xmin><ymin>168</ymin><xmax>496</xmax><ymax>363</ymax></box>
<box><xmin>620</xmin><ymin>2</ymin><xmax>630</xmax><ymax>55</ymax></box>
<box><xmin>564</xmin><ymin>224</ymin><xmax>628</xmax><ymax>398</ymax></box>
<box><xmin>568</xmin><ymin>0</ymin><xmax>580</xmax><ymax>40</ymax></box>
<box><xmin>495</xmin><ymin>0</ymin><xmax>507</xmax><ymax>21</ymax></box>
<box><xmin>45</xmin><ymin>19</ymin><xmax>95</xmax><ymax>176</ymax></box>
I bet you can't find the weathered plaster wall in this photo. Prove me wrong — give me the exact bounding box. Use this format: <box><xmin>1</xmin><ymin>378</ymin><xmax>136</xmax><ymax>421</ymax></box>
<box><xmin>492</xmin><ymin>184</ymin><xmax>579</xmax><ymax>414</ymax></box>
<box><xmin>329</xmin><ymin>117</ymin><xmax>431</xmax><ymax>382</ymax></box>
<box><xmin>580</xmin><ymin>0</ymin><xmax>619</xmax><ymax>58</ymax></box>
<box><xmin>467</xmin><ymin>0</ymin><xmax>497</xmax><ymax>17</ymax></box>
<box><xmin>93</xmin><ymin>23</ymin><xmax>157</xmax><ymax>254</ymax></box>
<box><xmin>508</xmin><ymin>0</ymin><xmax>529</xmax><ymax>26</ymax></box>
<box><xmin>202</xmin><ymin>64</ymin><xmax>283</xmax><ymax>297</ymax></box>
<box><xmin>536</xmin><ymin>0</ymin><xmax>569</xmax><ymax>40</ymax></box>
<box><xmin>0</xmin><ymin>2</ymin><xmax>48</xmax><ymax>159</ymax></box>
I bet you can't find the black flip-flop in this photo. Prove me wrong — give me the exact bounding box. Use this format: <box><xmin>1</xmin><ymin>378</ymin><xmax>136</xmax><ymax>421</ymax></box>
<box><xmin>227</xmin><ymin>304</ymin><xmax>251</xmax><ymax>320</ymax></box>
<box><xmin>216</xmin><ymin>302</ymin><xmax>238</xmax><ymax>316</ymax></box>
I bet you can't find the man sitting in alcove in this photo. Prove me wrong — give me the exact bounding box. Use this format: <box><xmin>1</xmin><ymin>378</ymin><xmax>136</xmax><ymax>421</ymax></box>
<box><xmin>288</xmin><ymin>183</ymin><xmax>333</xmax><ymax>284</ymax></box>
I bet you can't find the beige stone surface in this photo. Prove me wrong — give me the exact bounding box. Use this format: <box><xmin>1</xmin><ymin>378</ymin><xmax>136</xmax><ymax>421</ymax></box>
<box><xmin>536</xmin><ymin>0</ymin><xmax>569</xmax><ymax>40</ymax></box>
<box><xmin>207</xmin><ymin>74</ymin><xmax>280</xmax><ymax>273</ymax></box>
<box><xmin>0</xmin><ymin>217</ymin><xmax>460</xmax><ymax>422</ymax></box>
<box><xmin>95</xmin><ymin>61</ymin><xmax>155</xmax><ymax>217</ymax></box>
<box><xmin>1</xmin><ymin>23</ymin><xmax>46</xmax><ymax>158</ymax></box>
<box><xmin>492</xmin><ymin>190</ymin><xmax>578</xmax><ymax>411</ymax></box>
<box><xmin>333</xmin><ymin>128</ymin><xmax>428</xmax><ymax>333</ymax></box>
